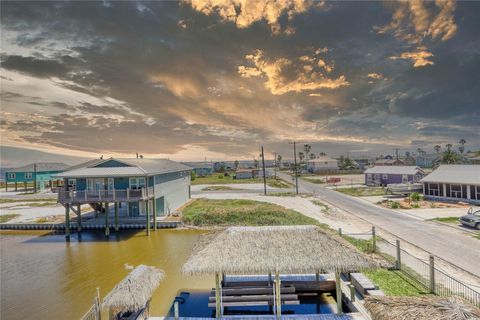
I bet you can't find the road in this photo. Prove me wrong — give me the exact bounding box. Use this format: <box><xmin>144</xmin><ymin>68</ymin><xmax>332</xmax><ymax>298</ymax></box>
<box><xmin>277</xmin><ymin>172</ymin><xmax>480</xmax><ymax>278</ymax></box>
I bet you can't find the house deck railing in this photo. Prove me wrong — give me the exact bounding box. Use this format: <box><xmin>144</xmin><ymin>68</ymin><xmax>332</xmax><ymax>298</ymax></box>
<box><xmin>58</xmin><ymin>187</ymin><xmax>154</xmax><ymax>204</ymax></box>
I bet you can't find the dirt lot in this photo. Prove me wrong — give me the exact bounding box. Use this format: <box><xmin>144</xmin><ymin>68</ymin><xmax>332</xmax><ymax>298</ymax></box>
<box><xmin>302</xmin><ymin>174</ymin><xmax>365</xmax><ymax>186</ymax></box>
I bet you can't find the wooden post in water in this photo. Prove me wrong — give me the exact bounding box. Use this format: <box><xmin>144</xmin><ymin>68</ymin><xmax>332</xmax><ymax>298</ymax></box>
<box><xmin>275</xmin><ymin>271</ymin><xmax>281</xmax><ymax>318</ymax></box>
<box><xmin>146</xmin><ymin>200</ymin><xmax>150</xmax><ymax>236</ymax></box>
<box><xmin>15</xmin><ymin>181</ymin><xmax>17</xmax><ymax>191</ymax></box>
<box><xmin>104</xmin><ymin>202</ymin><xmax>110</xmax><ymax>237</ymax></box>
<box><xmin>65</xmin><ymin>204</ymin><xmax>70</xmax><ymax>241</ymax></box>
<box><xmin>336</xmin><ymin>270</ymin><xmax>343</xmax><ymax>315</ymax></box>
<box><xmin>114</xmin><ymin>202</ymin><xmax>119</xmax><ymax>232</ymax></box>
<box><xmin>24</xmin><ymin>181</ymin><xmax>27</xmax><ymax>191</ymax></box>
<box><xmin>77</xmin><ymin>204</ymin><xmax>82</xmax><ymax>232</ymax></box>
<box><xmin>215</xmin><ymin>272</ymin><xmax>221</xmax><ymax>318</ymax></box>
<box><xmin>153</xmin><ymin>198</ymin><xmax>157</xmax><ymax>231</ymax></box>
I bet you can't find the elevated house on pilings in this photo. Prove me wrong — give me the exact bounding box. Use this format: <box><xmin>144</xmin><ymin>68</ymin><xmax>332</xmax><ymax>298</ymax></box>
<box><xmin>54</xmin><ymin>157</ymin><xmax>192</xmax><ymax>239</ymax></box>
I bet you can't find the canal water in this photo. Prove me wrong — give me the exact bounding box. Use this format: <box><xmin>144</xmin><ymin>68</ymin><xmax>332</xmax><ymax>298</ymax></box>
<box><xmin>0</xmin><ymin>229</ymin><xmax>213</xmax><ymax>320</ymax></box>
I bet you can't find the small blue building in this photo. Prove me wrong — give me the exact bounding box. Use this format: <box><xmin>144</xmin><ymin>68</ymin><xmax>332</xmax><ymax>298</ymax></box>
<box><xmin>364</xmin><ymin>166</ymin><xmax>425</xmax><ymax>186</ymax></box>
<box><xmin>4</xmin><ymin>162</ymin><xmax>69</xmax><ymax>191</ymax></box>
<box><xmin>55</xmin><ymin>158</ymin><xmax>192</xmax><ymax>230</ymax></box>
<box><xmin>183</xmin><ymin>162</ymin><xmax>214</xmax><ymax>177</ymax></box>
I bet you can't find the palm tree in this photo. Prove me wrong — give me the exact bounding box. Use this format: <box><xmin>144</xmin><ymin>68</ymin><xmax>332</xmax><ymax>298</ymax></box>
<box><xmin>304</xmin><ymin>144</ymin><xmax>311</xmax><ymax>161</ymax></box>
<box><xmin>298</xmin><ymin>152</ymin><xmax>305</xmax><ymax>163</ymax></box>
<box><xmin>416</xmin><ymin>148</ymin><xmax>425</xmax><ymax>156</ymax></box>
<box><xmin>309</xmin><ymin>153</ymin><xmax>316</xmax><ymax>160</ymax></box>
<box><xmin>434</xmin><ymin>145</ymin><xmax>441</xmax><ymax>153</ymax></box>
<box><xmin>432</xmin><ymin>148</ymin><xmax>466</xmax><ymax>167</ymax></box>
<box><xmin>234</xmin><ymin>160</ymin><xmax>239</xmax><ymax>170</ymax></box>
<box><xmin>445</xmin><ymin>143</ymin><xmax>453</xmax><ymax>151</ymax></box>
<box><xmin>459</xmin><ymin>138</ymin><xmax>466</xmax><ymax>154</ymax></box>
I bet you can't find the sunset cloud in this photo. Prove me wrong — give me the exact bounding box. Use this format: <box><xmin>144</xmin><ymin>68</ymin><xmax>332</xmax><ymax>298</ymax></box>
<box><xmin>238</xmin><ymin>49</ymin><xmax>349</xmax><ymax>95</ymax></box>
<box><xmin>367</xmin><ymin>72</ymin><xmax>384</xmax><ymax>80</ymax></box>
<box><xmin>185</xmin><ymin>0</ymin><xmax>318</xmax><ymax>34</ymax></box>
<box><xmin>390</xmin><ymin>49</ymin><xmax>434</xmax><ymax>68</ymax></box>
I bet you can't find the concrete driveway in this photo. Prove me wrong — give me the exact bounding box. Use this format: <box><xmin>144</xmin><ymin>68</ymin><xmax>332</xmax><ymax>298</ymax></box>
<box><xmin>277</xmin><ymin>172</ymin><xmax>480</xmax><ymax>279</ymax></box>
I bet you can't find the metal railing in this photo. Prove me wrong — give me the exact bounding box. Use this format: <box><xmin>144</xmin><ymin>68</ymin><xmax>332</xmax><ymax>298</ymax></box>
<box><xmin>80</xmin><ymin>289</ymin><xmax>101</xmax><ymax>320</ymax></box>
<box><xmin>340</xmin><ymin>228</ymin><xmax>480</xmax><ymax>307</ymax></box>
<box><xmin>58</xmin><ymin>187</ymin><xmax>154</xmax><ymax>204</ymax></box>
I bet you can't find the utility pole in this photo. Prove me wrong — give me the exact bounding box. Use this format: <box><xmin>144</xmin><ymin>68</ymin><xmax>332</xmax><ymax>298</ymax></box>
<box><xmin>289</xmin><ymin>142</ymin><xmax>299</xmax><ymax>195</ymax></box>
<box><xmin>261</xmin><ymin>146</ymin><xmax>267</xmax><ymax>196</ymax></box>
<box><xmin>395</xmin><ymin>148</ymin><xmax>399</xmax><ymax>160</ymax></box>
<box><xmin>33</xmin><ymin>163</ymin><xmax>37</xmax><ymax>193</ymax></box>
<box><xmin>273</xmin><ymin>152</ymin><xmax>277</xmax><ymax>179</ymax></box>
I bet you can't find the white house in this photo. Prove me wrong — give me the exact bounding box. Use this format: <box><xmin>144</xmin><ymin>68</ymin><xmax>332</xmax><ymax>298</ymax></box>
<box><xmin>307</xmin><ymin>157</ymin><xmax>339</xmax><ymax>173</ymax></box>
<box><xmin>420</xmin><ymin>165</ymin><xmax>480</xmax><ymax>204</ymax></box>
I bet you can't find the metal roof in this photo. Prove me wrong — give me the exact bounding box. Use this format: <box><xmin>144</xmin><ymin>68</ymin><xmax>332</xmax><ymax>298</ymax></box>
<box><xmin>55</xmin><ymin>158</ymin><xmax>192</xmax><ymax>178</ymax></box>
<box><xmin>420</xmin><ymin>165</ymin><xmax>480</xmax><ymax>185</ymax></box>
<box><xmin>364</xmin><ymin>166</ymin><xmax>424</xmax><ymax>175</ymax></box>
<box><xmin>7</xmin><ymin>162</ymin><xmax>69</xmax><ymax>173</ymax></box>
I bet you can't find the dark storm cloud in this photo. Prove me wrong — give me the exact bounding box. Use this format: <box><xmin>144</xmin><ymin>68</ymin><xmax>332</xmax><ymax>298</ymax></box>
<box><xmin>1</xmin><ymin>0</ymin><xmax>479</xmax><ymax>160</ymax></box>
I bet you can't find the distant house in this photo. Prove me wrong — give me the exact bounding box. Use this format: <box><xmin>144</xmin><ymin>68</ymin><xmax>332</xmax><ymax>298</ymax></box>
<box><xmin>416</xmin><ymin>154</ymin><xmax>440</xmax><ymax>168</ymax></box>
<box><xmin>307</xmin><ymin>157</ymin><xmax>339</xmax><ymax>173</ymax></box>
<box><xmin>55</xmin><ymin>157</ymin><xmax>192</xmax><ymax>217</ymax></box>
<box><xmin>374</xmin><ymin>158</ymin><xmax>405</xmax><ymax>166</ymax></box>
<box><xmin>4</xmin><ymin>162</ymin><xmax>69</xmax><ymax>191</ymax></box>
<box><xmin>469</xmin><ymin>155</ymin><xmax>480</xmax><ymax>165</ymax></box>
<box><xmin>353</xmin><ymin>158</ymin><xmax>374</xmax><ymax>170</ymax></box>
<box><xmin>421</xmin><ymin>165</ymin><xmax>480</xmax><ymax>204</ymax></box>
<box><xmin>235</xmin><ymin>169</ymin><xmax>254</xmax><ymax>179</ymax></box>
<box><xmin>364</xmin><ymin>166</ymin><xmax>425</xmax><ymax>186</ymax></box>
<box><xmin>183</xmin><ymin>162</ymin><xmax>214</xmax><ymax>177</ymax></box>
<box><xmin>213</xmin><ymin>162</ymin><xmax>227</xmax><ymax>172</ymax></box>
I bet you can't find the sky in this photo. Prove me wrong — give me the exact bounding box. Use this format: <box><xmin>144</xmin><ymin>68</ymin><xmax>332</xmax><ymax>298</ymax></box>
<box><xmin>1</xmin><ymin>0</ymin><xmax>479</xmax><ymax>166</ymax></box>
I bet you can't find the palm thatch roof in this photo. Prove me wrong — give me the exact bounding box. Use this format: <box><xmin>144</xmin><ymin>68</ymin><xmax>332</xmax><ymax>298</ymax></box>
<box><xmin>364</xmin><ymin>296</ymin><xmax>480</xmax><ymax>320</ymax></box>
<box><xmin>182</xmin><ymin>225</ymin><xmax>380</xmax><ymax>275</ymax></box>
<box><xmin>102</xmin><ymin>265</ymin><xmax>164</xmax><ymax>313</ymax></box>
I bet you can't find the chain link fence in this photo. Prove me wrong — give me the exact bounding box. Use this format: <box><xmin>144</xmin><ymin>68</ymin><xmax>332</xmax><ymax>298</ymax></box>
<box><xmin>340</xmin><ymin>227</ymin><xmax>480</xmax><ymax>307</ymax></box>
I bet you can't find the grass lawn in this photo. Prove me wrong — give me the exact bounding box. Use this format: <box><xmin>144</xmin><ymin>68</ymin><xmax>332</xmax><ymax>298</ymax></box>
<box><xmin>192</xmin><ymin>174</ymin><xmax>291</xmax><ymax>188</ymax></box>
<box><xmin>343</xmin><ymin>235</ymin><xmax>376</xmax><ymax>253</ymax></box>
<box><xmin>0</xmin><ymin>198</ymin><xmax>56</xmax><ymax>204</ymax></box>
<box><xmin>364</xmin><ymin>269</ymin><xmax>430</xmax><ymax>296</ymax></box>
<box><xmin>474</xmin><ymin>232</ymin><xmax>480</xmax><ymax>240</ymax></box>
<box><xmin>0</xmin><ymin>214</ymin><xmax>20</xmax><ymax>223</ymax></box>
<box><xmin>336</xmin><ymin>187</ymin><xmax>386</xmax><ymax>197</ymax></box>
<box><xmin>311</xmin><ymin>200</ymin><xmax>331</xmax><ymax>214</ymax></box>
<box><xmin>201</xmin><ymin>186</ymin><xmax>239</xmax><ymax>191</ymax></box>
<box><xmin>428</xmin><ymin>216</ymin><xmax>460</xmax><ymax>224</ymax></box>
<box><xmin>181</xmin><ymin>198</ymin><xmax>325</xmax><ymax>227</ymax></box>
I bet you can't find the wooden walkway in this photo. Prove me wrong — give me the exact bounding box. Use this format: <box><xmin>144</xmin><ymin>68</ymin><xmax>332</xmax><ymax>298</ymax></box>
<box><xmin>0</xmin><ymin>220</ymin><xmax>179</xmax><ymax>231</ymax></box>
<box><xmin>150</xmin><ymin>314</ymin><xmax>365</xmax><ymax>320</ymax></box>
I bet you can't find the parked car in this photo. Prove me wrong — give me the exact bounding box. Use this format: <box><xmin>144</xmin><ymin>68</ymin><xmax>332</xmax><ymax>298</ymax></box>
<box><xmin>459</xmin><ymin>208</ymin><xmax>480</xmax><ymax>229</ymax></box>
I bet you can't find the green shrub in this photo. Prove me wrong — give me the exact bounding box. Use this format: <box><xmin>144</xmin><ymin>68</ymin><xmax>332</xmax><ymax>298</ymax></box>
<box><xmin>411</xmin><ymin>203</ymin><xmax>420</xmax><ymax>208</ymax></box>
<box><xmin>410</xmin><ymin>192</ymin><xmax>422</xmax><ymax>201</ymax></box>
<box><xmin>217</xmin><ymin>174</ymin><xmax>224</xmax><ymax>179</ymax></box>
<box><xmin>390</xmin><ymin>201</ymin><xmax>401</xmax><ymax>209</ymax></box>
<box><xmin>190</xmin><ymin>171</ymin><xmax>197</xmax><ymax>181</ymax></box>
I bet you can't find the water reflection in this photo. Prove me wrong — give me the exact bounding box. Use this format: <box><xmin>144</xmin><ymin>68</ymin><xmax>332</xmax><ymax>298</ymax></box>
<box><xmin>0</xmin><ymin>229</ymin><xmax>212</xmax><ymax>320</ymax></box>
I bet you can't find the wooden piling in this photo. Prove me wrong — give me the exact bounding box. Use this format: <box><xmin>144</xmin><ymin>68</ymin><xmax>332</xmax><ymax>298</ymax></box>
<box><xmin>215</xmin><ymin>272</ymin><xmax>221</xmax><ymax>318</ymax></box>
<box><xmin>77</xmin><ymin>204</ymin><xmax>82</xmax><ymax>232</ymax></box>
<box><xmin>146</xmin><ymin>200</ymin><xmax>150</xmax><ymax>236</ymax></box>
<box><xmin>336</xmin><ymin>270</ymin><xmax>342</xmax><ymax>315</ymax></box>
<box><xmin>15</xmin><ymin>181</ymin><xmax>17</xmax><ymax>191</ymax></box>
<box><xmin>104</xmin><ymin>202</ymin><xmax>110</xmax><ymax>237</ymax></box>
<box><xmin>65</xmin><ymin>204</ymin><xmax>70</xmax><ymax>241</ymax></box>
<box><xmin>153</xmin><ymin>198</ymin><xmax>157</xmax><ymax>231</ymax></box>
<box><xmin>114</xmin><ymin>202</ymin><xmax>119</xmax><ymax>232</ymax></box>
<box><xmin>275</xmin><ymin>271</ymin><xmax>281</xmax><ymax>318</ymax></box>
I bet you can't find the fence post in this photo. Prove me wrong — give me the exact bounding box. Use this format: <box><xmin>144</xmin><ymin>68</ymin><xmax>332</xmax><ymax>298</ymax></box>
<box><xmin>371</xmin><ymin>226</ymin><xmax>376</xmax><ymax>252</ymax></box>
<box><xmin>338</xmin><ymin>228</ymin><xmax>342</xmax><ymax>237</ymax></box>
<box><xmin>349</xmin><ymin>284</ymin><xmax>355</xmax><ymax>302</ymax></box>
<box><xmin>96</xmin><ymin>287</ymin><xmax>101</xmax><ymax>320</ymax></box>
<box><xmin>396</xmin><ymin>240</ymin><xmax>401</xmax><ymax>270</ymax></box>
<box><xmin>429</xmin><ymin>255</ymin><xmax>436</xmax><ymax>294</ymax></box>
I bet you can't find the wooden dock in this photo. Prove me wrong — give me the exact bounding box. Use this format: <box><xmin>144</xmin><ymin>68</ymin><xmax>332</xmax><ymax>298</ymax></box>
<box><xmin>0</xmin><ymin>220</ymin><xmax>179</xmax><ymax>231</ymax></box>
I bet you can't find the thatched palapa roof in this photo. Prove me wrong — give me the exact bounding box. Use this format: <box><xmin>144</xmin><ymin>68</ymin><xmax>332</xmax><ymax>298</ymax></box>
<box><xmin>365</xmin><ymin>296</ymin><xmax>480</xmax><ymax>320</ymax></box>
<box><xmin>182</xmin><ymin>225</ymin><xmax>379</xmax><ymax>275</ymax></box>
<box><xmin>102</xmin><ymin>265</ymin><xmax>164</xmax><ymax>313</ymax></box>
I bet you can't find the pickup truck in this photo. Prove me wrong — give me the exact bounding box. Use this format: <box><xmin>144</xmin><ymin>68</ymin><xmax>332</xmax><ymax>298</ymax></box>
<box><xmin>459</xmin><ymin>208</ymin><xmax>480</xmax><ymax>229</ymax></box>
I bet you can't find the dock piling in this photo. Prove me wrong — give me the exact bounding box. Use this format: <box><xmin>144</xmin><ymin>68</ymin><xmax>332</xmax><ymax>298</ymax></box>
<box><xmin>65</xmin><ymin>204</ymin><xmax>70</xmax><ymax>241</ymax></box>
<box><xmin>105</xmin><ymin>202</ymin><xmax>110</xmax><ymax>237</ymax></box>
<box><xmin>77</xmin><ymin>204</ymin><xmax>82</xmax><ymax>232</ymax></box>
<box><xmin>114</xmin><ymin>203</ymin><xmax>119</xmax><ymax>232</ymax></box>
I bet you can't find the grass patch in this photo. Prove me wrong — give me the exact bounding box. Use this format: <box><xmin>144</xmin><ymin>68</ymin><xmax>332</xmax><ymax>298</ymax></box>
<box><xmin>181</xmin><ymin>198</ymin><xmax>325</xmax><ymax>227</ymax></box>
<box><xmin>473</xmin><ymin>232</ymin><xmax>480</xmax><ymax>240</ymax></box>
<box><xmin>0</xmin><ymin>214</ymin><xmax>20</xmax><ymax>223</ymax></box>
<box><xmin>311</xmin><ymin>200</ymin><xmax>331</xmax><ymax>214</ymax></box>
<box><xmin>201</xmin><ymin>186</ymin><xmax>238</xmax><ymax>191</ymax></box>
<box><xmin>364</xmin><ymin>269</ymin><xmax>430</xmax><ymax>296</ymax></box>
<box><xmin>336</xmin><ymin>187</ymin><xmax>386</xmax><ymax>197</ymax></box>
<box><xmin>343</xmin><ymin>235</ymin><xmax>377</xmax><ymax>253</ymax></box>
<box><xmin>192</xmin><ymin>174</ymin><xmax>290</xmax><ymax>188</ymax></box>
<box><xmin>428</xmin><ymin>216</ymin><xmax>459</xmax><ymax>224</ymax></box>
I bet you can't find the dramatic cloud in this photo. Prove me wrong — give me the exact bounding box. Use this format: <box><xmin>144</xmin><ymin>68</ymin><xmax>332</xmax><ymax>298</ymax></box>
<box><xmin>390</xmin><ymin>48</ymin><xmax>434</xmax><ymax>67</ymax></box>
<box><xmin>0</xmin><ymin>1</ymin><xmax>479</xmax><ymax>162</ymax></box>
<box><xmin>185</xmin><ymin>0</ymin><xmax>320</xmax><ymax>34</ymax></box>
<box><xmin>238</xmin><ymin>49</ymin><xmax>349</xmax><ymax>95</ymax></box>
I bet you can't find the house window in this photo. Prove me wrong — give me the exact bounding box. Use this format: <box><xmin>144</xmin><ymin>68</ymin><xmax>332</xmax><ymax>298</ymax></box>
<box><xmin>382</xmin><ymin>174</ymin><xmax>388</xmax><ymax>180</ymax></box>
<box><xmin>367</xmin><ymin>174</ymin><xmax>372</xmax><ymax>180</ymax></box>
<box><xmin>7</xmin><ymin>173</ymin><xmax>15</xmax><ymax>180</ymax></box>
<box><xmin>450</xmin><ymin>184</ymin><xmax>462</xmax><ymax>198</ymax></box>
<box><xmin>129</xmin><ymin>177</ymin><xmax>146</xmax><ymax>190</ymax></box>
<box><xmin>25</xmin><ymin>172</ymin><xmax>33</xmax><ymax>179</ymax></box>
<box><xmin>428</xmin><ymin>183</ymin><xmax>439</xmax><ymax>196</ymax></box>
<box><xmin>68</xmin><ymin>179</ymin><xmax>76</xmax><ymax>189</ymax></box>
<box><xmin>476</xmin><ymin>186</ymin><xmax>480</xmax><ymax>201</ymax></box>
<box><xmin>402</xmin><ymin>174</ymin><xmax>408</xmax><ymax>183</ymax></box>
